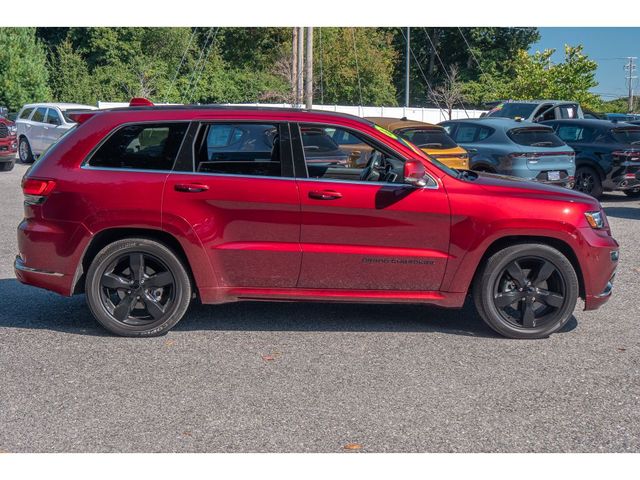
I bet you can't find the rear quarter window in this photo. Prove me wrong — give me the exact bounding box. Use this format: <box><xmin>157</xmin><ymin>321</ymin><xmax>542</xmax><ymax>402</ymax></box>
<box><xmin>507</xmin><ymin>128</ymin><xmax>565</xmax><ymax>147</ymax></box>
<box><xmin>88</xmin><ymin>122</ymin><xmax>189</xmax><ymax>171</ymax></box>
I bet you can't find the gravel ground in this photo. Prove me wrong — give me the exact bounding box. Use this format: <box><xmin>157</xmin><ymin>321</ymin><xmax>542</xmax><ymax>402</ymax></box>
<box><xmin>0</xmin><ymin>162</ymin><xmax>639</xmax><ymax>452</ymax></box>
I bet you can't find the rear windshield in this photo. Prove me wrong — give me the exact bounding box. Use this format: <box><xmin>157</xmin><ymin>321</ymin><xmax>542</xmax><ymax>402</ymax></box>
<box><xmin>396</xmin><ymin>128</ymin><xmax>458</xmax><ymax>149</ymax></box>
<box><xmin>486</xmin><ymin>103</ymin><xmax>537</xmax><ymax>119</ymax></box>
<box><xmin>611</xmin><ymin>128</ymin><xmax>640</xmax><ymax>145</ymax></box>
<box><xmin>507</xmin><ymin>128</ymin><xmax>565</xmax><ymax>147</ymax></box>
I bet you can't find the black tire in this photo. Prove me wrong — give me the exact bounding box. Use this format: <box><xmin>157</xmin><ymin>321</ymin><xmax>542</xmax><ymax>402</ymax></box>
<box><xmin>473</xmin><ymin>243</ymin><xmax>579</xmax><ymax>339</ymax></box>
<box><xmin>623</xmin><ymin>187</ymin><xmax>640</xmax><ymax>198</ymax></box>
<box><xmin>85</xmin><ymin>238</ymin><xmax>192</xmax><ymax>337</ymax></box>
<box><xmin>18</xmin><ymin>137</ymin><xmax>34</xmax><ymax>164</ymax></box>
<box><xmin>0</xmin><ymin>160</ymin><xmax>14</xmax><ymax>171</ymax></box>
<box><xmin>574</xmin><ymin>165</ymin><xmax>603</xmax><ymax>198</ymax></box>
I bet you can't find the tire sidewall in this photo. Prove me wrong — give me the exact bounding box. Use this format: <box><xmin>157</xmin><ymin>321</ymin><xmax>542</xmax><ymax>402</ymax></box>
<box><xmin>18</xmin><ymin>137</ymin><xmax>33</xmax><ymax>163</ymax></box>
<box><xmin>85</xmin><ymin>238</ymin><xmax>191</xmax><ymax>337</ymax></box>
<box><xmin>575</xmin><ymin>165</ymin><xmax>602</xmax><ymax>198</ymax></box>
<box><xmin>475</xmin><ymin>244</ymin><xmax>579</xmax><ymax>339</ymax></box>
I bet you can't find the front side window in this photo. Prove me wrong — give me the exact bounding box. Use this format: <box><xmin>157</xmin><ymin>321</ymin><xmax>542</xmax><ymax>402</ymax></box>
<box><xmin>194</xmin><ymin>123</ymin><xmax>282</xmax><ymax>177</ymax></box>
<box><xmin>300</xmin><ymin>124</ymin><xmax>405</xmax><ymax>184</ymax></box>
<box><xmin>89</xmin><ymin>122</ymin><xmax>188</xmax><ymax>170</ymax></box>
<box><xmin>19</xmin><ymin>107</ymin><xmax>34</xmax><ymax>120</ymax></box>
<box><xmin>31</xmin><ymin>107</ymin><xmax>47</xmax><ymax>123</ymax></box>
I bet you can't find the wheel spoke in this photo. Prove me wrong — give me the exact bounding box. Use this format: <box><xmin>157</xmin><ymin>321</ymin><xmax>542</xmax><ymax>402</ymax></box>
<box><xmin>145</xmin><ymin>271</ymin><xmax>173</xmax><ymax>288</ymax></box>
<box><xmin>113</xmin><ymin>293</ymin><xmax>137</xmax><ymax>321</ymax></box>
<box><xmin>129</xmin><ymin>253</ymin><xmax>145</xmax><ymax>281</ymax></box>
<box><xmin>102</xmin><ymin>272</ymin><xmax>131</xmax><ymax>290</ymax></box>
<box><xmin>533</xmin><ymin>261</ymin><xmax>556</xmax><ymax>286</ymax></box>
<box><xmin>537</xmin><ymin>289</ymin><xmax>564</xmax><ymax>308</ymax></box>
<box><xmin>495</xmin><ymin>291</ymin><xmax>525</xmax><ymax>308</ymax></box>
<box><xmin>506</xmin><ymin>261</ymin><xmax>527</xmax><ymax>287</ymax></box>
<box><xmin>143</xmin><ymin>294</ymin><xmax>166</xmax><ymax>320</ymax></box>
<box><xmin>521</xmin><ymin>301</ymin><xmax>535</xmax><ymax>328</ymax></box>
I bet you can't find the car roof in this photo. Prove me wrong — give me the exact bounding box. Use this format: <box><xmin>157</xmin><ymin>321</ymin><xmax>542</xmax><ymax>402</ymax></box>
<box><xmin>441</xmin><ymin>117</ymin><xmax>551</xmax><ymax>130</ymax></box>
<box><xmin>365</xmin><ymin>116</ymin><xmax>441</xmax><ymax>131</ymax></box>
<box><xmin>20</xmin><ymin>103</ymin><xmax>98</xmax><ymax>110</ymax></box>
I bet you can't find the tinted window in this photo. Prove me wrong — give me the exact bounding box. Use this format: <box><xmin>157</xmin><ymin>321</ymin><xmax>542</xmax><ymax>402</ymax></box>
<box><xmin>611</xmin><ymin>128</ymin><xmax>640</xmax><ymax>145</ymax></box>
<box><xmin>556</xmin><ymin>125</ymin><xmax>596</xmax><ymax>143</ymax></box>
<box><xmin>454</xmin><ymin>125</ymin><xmax>478</xmax><ymax>143</ymax></box>
<box><xmin>486</xmin><ymin>103</ymin><xmax>537</xmax><ymax>119</ymax></box>
<box><xmin>89</xmin><ymin>123</ymin><xmax>188</xmax><ymax>170</ymax></box>
<box><xmin>19</xmin><ymin>107</ymin><xmax>34</xmax><ymax>120</ymax></box>
<box><xmin>45</xmin><ymin>109</ymin><xmax>62</xmax><ymax>125</ymax></box>
<box><xmin>397</xmin><ymin>128</ymin><xmax>457</xmax><ymax>149</ymax></box>
<box><xmin>300</xmin><ymin>124</ymin><xmax>404</xmax><ymax>183</ymax></box>
<box><xmin>194</xmin><ymin>123</ymin><xmax>282</xmax><ymax>177</ymax></box>
<box><xmin>507</xmin><ymin>128</ymin><xmax>564</xmax><ymax>147</ymax></box>
<box><xmin>31</xmin><ymin>107</ymin><xmax>47</xmax><ymax>123</ymax></box>
<box><xmin>330</xmin><ymin>128</ymin><xmax>363</xmax><ymax>145</ymax></box>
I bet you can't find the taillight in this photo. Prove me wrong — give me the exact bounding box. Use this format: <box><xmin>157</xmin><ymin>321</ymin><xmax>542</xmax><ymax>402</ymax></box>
<box><xmin>22</xmin><ymin>178</ymin><xmax>56</xmax><ymax>204</ymax></box>
<box><xmin>612</xmin><ymin>151</ymin><xmax>640</xmax><ymax>162</ymax></box>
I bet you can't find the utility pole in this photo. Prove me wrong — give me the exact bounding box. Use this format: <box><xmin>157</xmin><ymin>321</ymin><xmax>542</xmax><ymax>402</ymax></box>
<box><xmin>296</xmin><ymin>27</ymin><xmax>305</xmax><ymax>106</ymax></box>
<box><xmin>291</xmin><ymin>28</ymin><xmax>298</xmax><ymax>103</ymax></box>
<box><xmin>625</xmin><ymin>57</ymin><xmax>637</xmax><ymax>113</ymax></box>
<box><xmin>405</xmin><ymin>27</ymin><xmax>410</xmax><ymax>108</ymax></box>
<box><xmin>304</xmin><ymin>27</ymin><xmax>314</xmax><ymax>109</ymax></box>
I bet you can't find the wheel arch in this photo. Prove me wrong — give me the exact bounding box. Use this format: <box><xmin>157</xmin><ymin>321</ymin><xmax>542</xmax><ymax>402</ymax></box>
<box><xmin>470</xmin><ymin>235</ymin><xmax>586</xmax><ymax>299</ymax></box>
<box><xmin>72</xmin><ymin>227</ymin><xmax>196</xmax><ymax>296</ymax></box>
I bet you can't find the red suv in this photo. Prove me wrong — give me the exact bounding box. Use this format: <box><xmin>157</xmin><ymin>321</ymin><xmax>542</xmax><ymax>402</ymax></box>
<box><xmin>0</xmin><ymin>115</ymin><xmax>18</xmax><ymax>171</ymax></box>
<box><xmin>15</xmin><ymin>101</ymin><xmax>619</xmax><ymax>339</ymax></box>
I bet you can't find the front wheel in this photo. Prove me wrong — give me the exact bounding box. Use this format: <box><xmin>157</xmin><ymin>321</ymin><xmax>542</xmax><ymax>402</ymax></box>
<box><xmin>85</xmin><ymin>238</ymin><xmax>192</xmax><ymax>337</ymax></box>
<box><xmin>473</xmin><ymin>243</ymin><xmax>579</xmax><ymax>339</ymax></box>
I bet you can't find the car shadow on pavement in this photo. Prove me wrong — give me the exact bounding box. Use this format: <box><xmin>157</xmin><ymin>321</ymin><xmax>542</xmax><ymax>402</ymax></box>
<box><xmin>603</xmin><ymin>206</ymin><xmax>640</xmax><ymax>220</ymax></box>
<box><xmin>0</xmin><ymin>278</ymin><xmax>577</xmax><ymax>339</ymax></box>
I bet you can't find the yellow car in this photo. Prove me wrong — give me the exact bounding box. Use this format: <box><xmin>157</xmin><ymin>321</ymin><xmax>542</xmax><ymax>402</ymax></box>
<box><xmin>365</xmin><ymin>117</ymin><xmax>470</xmax><ymax>170</ymax></box>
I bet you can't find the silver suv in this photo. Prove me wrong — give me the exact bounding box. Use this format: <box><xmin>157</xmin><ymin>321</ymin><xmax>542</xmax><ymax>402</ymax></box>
<box><xmin>484</xmin><ymin>100</ymin><xmax>584</xmax><ymax>123</ymax></box>
<box><xmin>16</xmin><ymin>103</ymin><xmax>96</xmax><ymax>163</ymax></box>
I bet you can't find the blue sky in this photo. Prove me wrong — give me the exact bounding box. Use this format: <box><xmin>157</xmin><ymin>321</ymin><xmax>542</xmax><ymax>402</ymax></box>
<box><xmin>530</xmin><ymin>27</ymin><xmax>640</xmax><ymax>100</ymax></box>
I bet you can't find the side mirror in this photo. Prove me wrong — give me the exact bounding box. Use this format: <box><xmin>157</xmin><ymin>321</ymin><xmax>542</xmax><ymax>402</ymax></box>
<box><xmin>404</xmin><ymin>159</ymin><xmax>428</xmax><ymax>187</ymax></box>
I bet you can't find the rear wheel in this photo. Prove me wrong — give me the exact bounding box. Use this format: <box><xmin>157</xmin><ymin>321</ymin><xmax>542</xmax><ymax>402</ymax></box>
<box><xmin>18</xmin><ymin>137</ymin><xmax>34</xmax><ymax>164</ymax></box>
<box><xmin>574</xmin><ymin>165</ymin><xmax>602</xmax><ymax>198</ymax></box>
<box><xmin>85</xmin><ymin>238</ymin><xmax>192</xmax><ymax>337</ymax></box>
<box><xmin>473</xmin><ymin>243</ymin><xmax>579</xmax><ymax>339</ymax></box>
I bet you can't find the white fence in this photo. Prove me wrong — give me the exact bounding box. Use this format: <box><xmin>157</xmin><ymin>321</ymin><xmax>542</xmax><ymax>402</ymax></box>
<box><xmin>97</xmin><ymin>101</ymin><xmax>485</xmax><ymax>123</ymax></box>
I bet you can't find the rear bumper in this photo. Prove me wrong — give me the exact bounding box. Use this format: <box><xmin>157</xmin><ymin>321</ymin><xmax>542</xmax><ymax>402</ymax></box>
<box><xmin>14</xmin><ymin>255</ymin><xmax>72</xmax><ymax>296</ymax></box>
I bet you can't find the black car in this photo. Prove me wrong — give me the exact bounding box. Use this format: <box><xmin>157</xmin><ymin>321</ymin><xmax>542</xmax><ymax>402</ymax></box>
<box><xmin>542</xmin><ymin>119</ymin><xmax>640</xmax><ymax>198</ymax></box>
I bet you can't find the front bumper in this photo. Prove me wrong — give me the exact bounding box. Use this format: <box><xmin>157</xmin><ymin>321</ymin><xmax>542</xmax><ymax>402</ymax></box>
<box><xmin>580</xmin><ymin>228</ymin><xmax>619</xmax><ymax>311</ymax></box>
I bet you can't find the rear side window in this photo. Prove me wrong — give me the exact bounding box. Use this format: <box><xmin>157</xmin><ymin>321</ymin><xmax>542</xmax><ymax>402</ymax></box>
<box><xmin>507</xmin><ymin>128</ymin><xmax>564</xmax><ymax>147</ymax></box>
<box><xmin>556</xmin><ymin>125</ymin><xmax>596</xmax><ymax>143</ymax></box>
<box><xmin>397</xmin><ymin>128</ymin><xmax>457</xmax><ymax>149</ymax></box>
<box><xmin>45</xmin><ymin>109</ymin><xmax>62</xmax><ymax>126</ymax></box>
<box><xmin>452</xmin><ymin>125</ymin><xmax>493</xmax><ymax>143</ymax></box>
<box><xmin>611</xmin><ymin>128</ymin><xmax>640</xmax><ymax>145</ymax></box>
<box><xmin>194</xmin><ymin>123</ymin><xmax>282</xmax><ymax>177</ymax></box>
<box><xmin>19</xmin><ymin>107</ymin><xmax>34</xmax><ymax>120</ymax></box>
<box><xmin>89</xmin><ymin>123</ymin><xmax>188</xmax><ymax>171</ymax></box>
<box><xmin>31</xmin><ymin>107</ymin><xmax>47</xmax><ymax>123</ymax></box>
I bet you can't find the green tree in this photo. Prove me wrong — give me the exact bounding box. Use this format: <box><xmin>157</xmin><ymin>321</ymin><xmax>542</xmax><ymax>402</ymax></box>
<box><xmin>0</xmin><ymin>28</ymin><xmax>51</xmax><ymax>111</ymax></box>
<box><xmin>49</xmin><ymin>39</ymin><xmax>95</xmax><ymax>104</ymax></box>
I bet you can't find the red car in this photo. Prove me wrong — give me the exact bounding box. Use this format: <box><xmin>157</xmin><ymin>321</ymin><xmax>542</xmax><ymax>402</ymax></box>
<box><xmin>15</xmin><ymin>100</ymin><xmax>619</xmax><ymax>339</ymax></box>
<box><xmin>0</xmin><ymin>114</ymin><xmax>18</xmax><ymax>171</ymax></box>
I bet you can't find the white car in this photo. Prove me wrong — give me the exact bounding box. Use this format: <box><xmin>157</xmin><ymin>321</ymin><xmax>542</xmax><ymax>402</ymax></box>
<box><xmin>16</xmin><ymin>103</ymin><xmax>97</xmax><ymax>163</ymax></box>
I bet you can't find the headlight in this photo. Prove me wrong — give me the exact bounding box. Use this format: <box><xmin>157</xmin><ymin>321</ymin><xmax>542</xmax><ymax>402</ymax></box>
<box><xmin>8</xmin><ymin>125</ymin><xmax>17</xmax><ymax>135</ymax></box>
<box><xmin>585</xmin><ymin>210</ymin><xmax>605</xmax><ymax>229</ymax></box>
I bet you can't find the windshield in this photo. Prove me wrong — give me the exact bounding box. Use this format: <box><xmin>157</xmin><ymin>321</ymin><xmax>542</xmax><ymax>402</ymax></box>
<box><xmin>396</xmin><ymin>128</ymin><xmax>458</xmax><ymax>149</ymax></box>
<box><xmin>486</xmin><ymin>102</ymin><xmax>538</xmax><ymax>119</ymax></box>
<box><xmin>611</xmin><ymin>128</ymin><xmax>640</xmax><ymax>145</ymax></box>
<box><xmin>374</xmin><ymin>124</ymin><xmax>460</xmax><ymax>178</ymax></box>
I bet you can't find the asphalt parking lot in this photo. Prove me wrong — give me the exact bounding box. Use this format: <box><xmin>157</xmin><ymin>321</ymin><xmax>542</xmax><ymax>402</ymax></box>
<box><xmin>0</xmin><ymin>162</ymin><xmax>639</xmax><ymax>453</ymax></box>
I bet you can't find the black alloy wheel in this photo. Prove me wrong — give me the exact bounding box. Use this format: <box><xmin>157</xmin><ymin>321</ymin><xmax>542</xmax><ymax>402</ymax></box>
<box><xmin>86</xmin><ymin>238</ymin><xmax>192</xmax><ymax>336</ymax></box>
<box><xmin>574</xmin><ymin>166</ymin><xmax>602</xmax><ymax>198</ymax></box>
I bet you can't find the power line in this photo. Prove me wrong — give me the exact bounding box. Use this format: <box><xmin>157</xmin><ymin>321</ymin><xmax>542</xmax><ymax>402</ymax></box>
<box><xmin>399</xmin><ymin>28</ymin><xmax>446</xmax><ymax>116</ymax></box>
<box><xmin>457</xmin><ymin>27</ymin><xmax>486</xmax><ymax>76</ymax></box>
<box><xmin>183</xmin><ymin>27</ymin><xmax>216</xmax><ymax>104</ymax></box>
<box><xmin>165</xmin><ymin>27</ymin><xmax>197</xmax><ymax>103</ymax></box>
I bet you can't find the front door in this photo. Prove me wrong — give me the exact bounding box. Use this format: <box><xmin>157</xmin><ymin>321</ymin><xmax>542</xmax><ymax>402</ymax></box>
<box><xmin>163</xmin><ymin>121</ymin><xmax>302</xmax><ymax>288</ymax></box>
<box><xmin>293</xmin><ymin>123</ymin><xmax>451</xmax><ymax>292</ymax></box>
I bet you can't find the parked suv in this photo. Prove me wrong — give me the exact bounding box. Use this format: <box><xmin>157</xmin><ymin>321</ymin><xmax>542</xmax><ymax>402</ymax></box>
<box><xmin>542</xmin><ymin>119</ymin><xmax>640</xmax><ymax>198</ymax></box>
<box><xmin>15</xmin><ymin>101</ymin><xmax>618</xmax><ymax>339</ymax></box>
<box><xmin>0</xmin><ymin>114</ymin><xmax>18</xmax><ymax>171</ymax></box>
<box><xmin>440</xmin><ymin>118</ymin><xmax>575</xmax><ymax>187</ymax></box>
<box><xmin>16</xmin><ymin>103</ymin><xmax>97</xmax><ymax>163</ymax></box>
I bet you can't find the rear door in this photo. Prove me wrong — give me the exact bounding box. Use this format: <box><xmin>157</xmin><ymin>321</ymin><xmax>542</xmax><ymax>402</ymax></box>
<box><xmin>42</xmin><ymin>108</ymin><xmax>67</xmax><ymax>151</ymax></box>
<box><xmin>292</xmin><ymin>122</ymin><xmax>451</xmax><ymax>292</ymax></box>
<box><xmin>28</xmin><ymin>106</ymin><xmax>48</xmax><ymax>153</ymax></box>
<box><xmin>163</xmin><ymin>121</ymin><xmax>302</xmax><ymax>289</ymax></box>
